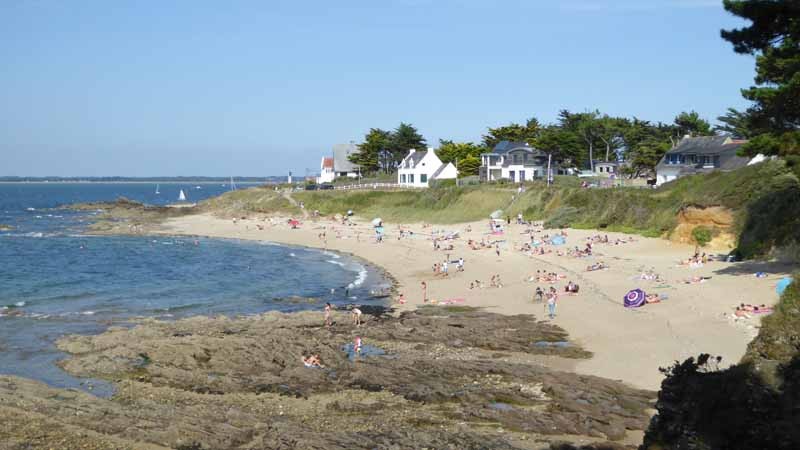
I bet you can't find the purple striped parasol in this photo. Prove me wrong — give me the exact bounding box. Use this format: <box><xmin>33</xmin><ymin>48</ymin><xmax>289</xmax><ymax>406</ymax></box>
<box><xmin>624</xmin><ymin>289</ymin><xmax>646</xmax><ymax>308</ymax></box>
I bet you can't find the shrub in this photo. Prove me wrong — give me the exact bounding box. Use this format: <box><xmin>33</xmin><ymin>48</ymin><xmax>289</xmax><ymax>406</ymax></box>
<box><xmin>691</xmin><ymin>226</ymin><xmax>713</xmax><ymax>247</ymax></box>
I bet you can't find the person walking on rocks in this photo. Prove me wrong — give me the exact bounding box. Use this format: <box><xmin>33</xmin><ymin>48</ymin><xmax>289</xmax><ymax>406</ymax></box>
<box><xmin>351</xmin><ymin>307</ymin><xmax>363</xmax><ymax>327</ymax></box>
<box><xmin>324</xmin><ymin>302</ymin><xmax>332</xmax><ymax>327</ymax></box>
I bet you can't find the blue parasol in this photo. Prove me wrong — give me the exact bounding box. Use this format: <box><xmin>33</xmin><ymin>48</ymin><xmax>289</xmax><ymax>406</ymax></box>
<box><xmin>776</xmin><ymin>277</ymin><xmax>792</xmax><ymax>296</ymax></box>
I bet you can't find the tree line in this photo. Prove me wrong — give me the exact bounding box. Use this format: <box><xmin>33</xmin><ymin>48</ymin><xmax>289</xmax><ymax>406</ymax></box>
<box><xmin>349</xmin><ymin>0</ymin><xmax>798</xmax><ymax>178</ymax></box>
<box><xmin>349</xmin><ymin>110</ymin><xmax>715</xmax><ymax>179</ymax></box>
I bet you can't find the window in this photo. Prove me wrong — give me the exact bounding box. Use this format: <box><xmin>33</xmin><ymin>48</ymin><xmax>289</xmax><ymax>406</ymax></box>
<box><xmin>668</xmin><ymin>154</ymin><xmax>680</xmax><ymax>165</ymax></box>
<box><xmin>409</xmin><ymin>174</ymin><xmax>414</xmax><ymax>183</ymax></box>
<box><xmin>519</xmin><ymin>170</ymin><xmax>525</xmax><ymax>181</ymax></box>
<box><xmin>703</xmin><ymin>155</ymin><xmax>713</xmax><ymax>167</ymax></box>
<box><xmin>421</xmin><ymin>174</ymin><xmax>428</xmax><ymax>183</ymax></box>
<box><xmin>401</xmin><ymin>174</ymin><xmax>406</xmax><ymax>183</ymax></box>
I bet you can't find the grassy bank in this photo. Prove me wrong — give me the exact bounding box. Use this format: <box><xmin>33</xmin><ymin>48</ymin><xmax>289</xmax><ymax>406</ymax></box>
<box><xmin>200</xmin><ymin>160</ymin><xmax>800</xmax><ymax>259</ymax></box>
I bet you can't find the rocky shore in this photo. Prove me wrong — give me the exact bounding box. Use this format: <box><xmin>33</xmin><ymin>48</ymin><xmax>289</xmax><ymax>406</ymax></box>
<box><xmin>66</xmin><ymin>198</ymin><xmax>196</xmax><ymax>235</ymax></box>
<box><xmin>1</xmin><ymin>306</ymin><xmax>653</xmax><ymax>449</ymax></box>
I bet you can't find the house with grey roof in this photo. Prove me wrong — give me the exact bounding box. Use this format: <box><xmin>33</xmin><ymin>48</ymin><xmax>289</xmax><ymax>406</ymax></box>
<box><xmin>479</xmin><ymin>141</ymin><xmax>558</xmax><ymax>182</ymax></box>
<box><xmin>332</xmin><ymin>143</ymin><xmax>361</xmax><ymax>179</ymax></box>
<box><xmin>397</xmin><ymin>148</ymin><xmax>457</xmax><ymax>188</ymax></box>
<box><xmin>655</xmin><ymin>135</ymin><xmax>749</xmax><ymax>185</ymax></box>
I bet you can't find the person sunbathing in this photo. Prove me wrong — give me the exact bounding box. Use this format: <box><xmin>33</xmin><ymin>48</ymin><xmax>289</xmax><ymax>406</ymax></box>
<box><xmin>586</xmin><ymin>262</ymin><xmax>606</xmax><ymax>271</ymax></box>
<box><xmin>684</xmin><ymin>276</ymin><xmax>711</xmax><ymax>284</ymax></box>
<box><xmin>302</xmin><ymin>354</ymin><xmax>325</xmax><ymax>368</ymax></box>
<box><xmin>645</xmin><ymin>293</ymin><xmax>661</xmax><ymax>304</ymax></box>
<box><xmin>734</xmin><ymin>307</ymin><xmax>750</xmax><ymax>318</ymax></box>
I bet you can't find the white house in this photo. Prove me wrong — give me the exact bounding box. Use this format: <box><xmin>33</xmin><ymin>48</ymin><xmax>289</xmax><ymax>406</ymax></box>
<box><xmin>593</xmin><ymin>161</ymin><xmax>618</xmax><ymax>178</ymax></box>
<box><xmin>332</xmin><ymin>143</ymin><xmax>361</xmax><ymax>178</ymax></box>
<box><xmin>655</xmin><ymin>136</ymin><xmax>749</xmax><ymax>186</ymax></box>
<box><xmin>317</xmin><ymin>157</ymin><xmax>335</xmax><ymax>183</ymax></box>
<box><xmin>397</xmin><ymin>148</ymin><xmax>458</xmax><ymax>188</ymax></box>
<box><xmin>479</xmin><ymin>141</ymin><xmax>558</xmax><ymax>182</ymax></box>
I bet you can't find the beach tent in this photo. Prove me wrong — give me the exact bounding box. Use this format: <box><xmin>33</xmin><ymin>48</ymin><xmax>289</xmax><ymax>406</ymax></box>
<box><xmin>624</xmin><ymin>289</ymin><xmax>646</xmax><ymax>308</ymax></box>
<box><xmin>550</xmin><ymin>235</ymin><xmax>566</xmax><ymax>245</ymax></box>
<box><xmin>288</xmin><ymin>219</ymin><xmax>300</xmax><ymax>229</ymax></box>
<box><xmin>776</xmin><ymin>277</ymin><xmax>793</xmax><ymax>296</ymax></box>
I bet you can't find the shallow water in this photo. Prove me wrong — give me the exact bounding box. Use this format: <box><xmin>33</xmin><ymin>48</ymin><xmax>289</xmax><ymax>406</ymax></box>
<box><xmin>0</xmin><ymin>183</ymin><xmax>388</xmax><ymax>394</ymax></box>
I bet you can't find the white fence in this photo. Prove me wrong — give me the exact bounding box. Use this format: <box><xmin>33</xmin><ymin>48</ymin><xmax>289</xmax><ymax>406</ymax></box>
<box><xmin>333</xmin><ymin>182</ymin><xmax>415</xmax><ymax>190</ymax></box>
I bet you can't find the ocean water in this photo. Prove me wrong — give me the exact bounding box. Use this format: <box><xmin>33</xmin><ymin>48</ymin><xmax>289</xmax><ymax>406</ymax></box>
<box><xmin>0</xmin><ymin>183</ymin><xmax>387</xmax><ymax>396</ymax></box>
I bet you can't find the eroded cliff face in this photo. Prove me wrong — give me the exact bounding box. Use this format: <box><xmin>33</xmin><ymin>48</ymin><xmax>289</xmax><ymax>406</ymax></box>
<box><xmin>0</xmin><ymin>307</ymin><xmax>655</xmax><ymax>449</ymax></box>
<box><xmin>670</xmin><ymin>206</ymin><xmax>737</xmax><ymax>250</ymax></box>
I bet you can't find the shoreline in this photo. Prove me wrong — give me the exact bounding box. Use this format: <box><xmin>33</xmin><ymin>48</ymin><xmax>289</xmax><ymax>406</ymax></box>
<box><xmin>154</xmin><ymin>212</ymin><xmax>789</xmax><ymax>391</ymax></box>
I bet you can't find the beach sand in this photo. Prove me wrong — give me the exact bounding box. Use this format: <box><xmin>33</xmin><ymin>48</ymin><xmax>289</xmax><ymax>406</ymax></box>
<box><xmin>158</xmin><ymin>213</ymin><xmax>788</xmax><ymax>391</ymax></box>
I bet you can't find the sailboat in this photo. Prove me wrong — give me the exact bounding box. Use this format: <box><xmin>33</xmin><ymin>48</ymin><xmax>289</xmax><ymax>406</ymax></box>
<box><xmin>230</xmin><ymin>176</ymin><xmax>237</xmax><ymax>191</ymax></box>
<box><xmin>155</xmin><ymin>184</ymin><xmax>160</xmax><ymax>195</ymax></box>
<box><xmin>178</xmin><ymin>189</ymin><xmax>187</xmax><ymax>202</ymax></box>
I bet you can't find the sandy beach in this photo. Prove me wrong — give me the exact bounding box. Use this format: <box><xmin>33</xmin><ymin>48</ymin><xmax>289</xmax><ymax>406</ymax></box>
<box><xmin>157</xmin><ymin>212</ymin><xmax>788</xmax><ymax>392</ymax></box>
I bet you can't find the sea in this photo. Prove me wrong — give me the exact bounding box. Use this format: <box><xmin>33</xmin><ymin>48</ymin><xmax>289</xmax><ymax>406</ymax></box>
<box><xmin>0</xmin><ymin>182</ymin><xmax>387</xmax><ymax>396</ymax></box>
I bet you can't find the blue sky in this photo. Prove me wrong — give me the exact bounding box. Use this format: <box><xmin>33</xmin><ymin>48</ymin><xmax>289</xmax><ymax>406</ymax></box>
<box><xmin>1</xmin><ymin>0</ymin><xmax>753</xmax><ymax>177</ymax></box>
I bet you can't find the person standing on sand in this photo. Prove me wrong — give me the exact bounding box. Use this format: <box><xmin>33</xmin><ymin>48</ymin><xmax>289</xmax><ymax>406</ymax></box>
<box><xmin>546</xmin><ymin>287</ymin><xmax>558</xmax><ymax>319</ymax></box>
<box><xmin>421</xmin><ymin>281</ymin><xmax>428</xmax><ymax>303</ymax></box>
<box><xmin>495</xmin><ymin>243</ymin><xmax>500</xmax><ymax>258</ymax></box>
<box><xmin>324</xmin><ymin>302</ymin><xmax>332</xmax><ymax>327</ymax></box>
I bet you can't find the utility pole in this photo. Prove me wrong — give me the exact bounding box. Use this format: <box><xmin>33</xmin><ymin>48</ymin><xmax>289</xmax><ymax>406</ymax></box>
<box><xmin>546</xmin><ymin>153</ymin><xmax>552</xmax><ymax>188</ymax></box>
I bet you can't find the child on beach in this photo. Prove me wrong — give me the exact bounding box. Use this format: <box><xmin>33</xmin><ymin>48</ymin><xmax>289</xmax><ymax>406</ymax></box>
<box><xmin>354</xmin><ymin>336</ymin><xmax>362</xmax><ymax>354</ymax></box>
<box><xmin>351</xmin><ymin>307</ymin><xmax>362</xmax><ymax>326</ymax></box>
<box><xmin>324</xmin><ymin>302</ymin><xmax>332</xmax><ymax>327</ymax></box>
<box><xmin>534</xmin><ymin>287</ymin><xmax>544</xmax><ymax>303</ymax></box>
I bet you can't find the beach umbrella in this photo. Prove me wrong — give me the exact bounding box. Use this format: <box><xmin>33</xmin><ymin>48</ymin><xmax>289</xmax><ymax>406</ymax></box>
<box><xmin>371</xmin><ymin>218</ymin><xmax>382</xmax><ymax>226</ymax></box>
<box><xmin>550</xmin><ymin>235</ymin><xmax>566</xmax><ymax>245</ymax></box>
<box><xmin>776</xmin><ymin>277</ymin><xmax>793</xmax><ymax>296</ymax></box>
<box><xmin>624</xmin><ymin>289</ymin><xmax>646</xmax><ymax>308</ymax></box>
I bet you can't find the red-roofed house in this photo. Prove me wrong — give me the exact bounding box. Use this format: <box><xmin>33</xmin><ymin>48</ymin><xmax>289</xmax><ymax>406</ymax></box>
<box><xmin>318</xmin><ymin>157</ymin><xmax>335</xmax><ymax>183</ymax></box>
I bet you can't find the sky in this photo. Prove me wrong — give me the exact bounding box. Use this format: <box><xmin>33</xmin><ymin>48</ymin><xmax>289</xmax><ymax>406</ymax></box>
<box><xmin>0</xmin><ymin>0</ymin><xmax>755</xmax><ymax>177</ymax></box>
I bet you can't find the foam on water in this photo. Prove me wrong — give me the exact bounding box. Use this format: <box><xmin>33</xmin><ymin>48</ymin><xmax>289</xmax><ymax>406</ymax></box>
<box><xmin>0</xmin><ymin>182</ymin><xmax>389</xmax><ymax>396</ymax></box>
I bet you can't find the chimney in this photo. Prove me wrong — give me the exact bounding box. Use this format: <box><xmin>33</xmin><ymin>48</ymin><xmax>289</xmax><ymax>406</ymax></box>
<box><xmin>409</xmin><ymin>149</ymin><xmax>416</xmax><ymax>154</ymax></box>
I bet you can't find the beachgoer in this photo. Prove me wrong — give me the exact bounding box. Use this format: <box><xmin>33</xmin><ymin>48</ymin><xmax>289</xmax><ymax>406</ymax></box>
<box><xmin>324</xmin><ymin>302</ymin><xmax>332</xmax><ymax>327</ymax></box>
<box><xmin>495</xmin><ymin>243</ymin><xmax>500</xmax><ymax>258</ymax></box>
<box><xmin>351</xmin><ymin>307</ymin><xmax>362</xmax><ymax>326</ymax></box>
<box><xmin>354</xmin><ymin>336</ymin><xmax>362</xmax><ymax>354</ymax></box>
<box><xmin>421</xmin><ymin>281</ymin><xmax>428</xmax><ymax>303</ymax></box>
<box><xmin>458</xmin><ymin>257</ymin><xmax>464</xmax><ymax>272</ymax></box>
<box><xmin>302</xmin><ymin>354</ymin><xmax>325</xmax><ymax>368</ymax></box>
<box><xmin>546</xmin><ymin>289</ymin><xmax>557</xmax><ymax>319</ymax></box>
<box><xmin>397</xmin><ymin>293</ymin><xmax>406</xmax><ymax>304</ymax></box>
<box><xmin>534</xmin><ymin>286</ymin><xmax>544</xmax><ymax>303</ymax></box>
